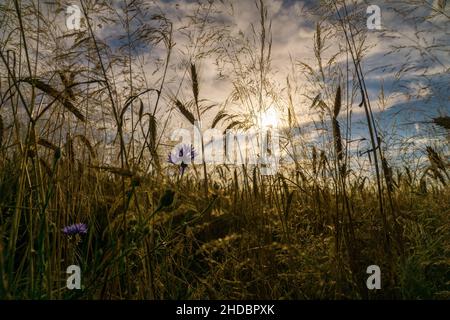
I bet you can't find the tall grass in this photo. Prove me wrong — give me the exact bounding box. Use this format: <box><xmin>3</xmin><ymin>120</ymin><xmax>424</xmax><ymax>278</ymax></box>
<box><xmin>0</xmin><ymin>0</ymin><xmax>449</xmax><ymax>299</ymax></box>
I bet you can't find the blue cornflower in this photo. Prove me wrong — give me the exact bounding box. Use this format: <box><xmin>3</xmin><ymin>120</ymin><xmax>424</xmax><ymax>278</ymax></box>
<box><xmin>168</xmin><ymin>144</ymin><xmax>196</xmax><ymax>176</ymax></box>
<box><xmin>62</xmin><ymin>223</ymin><xmax>88</xmax><ymax>235</ymax></box>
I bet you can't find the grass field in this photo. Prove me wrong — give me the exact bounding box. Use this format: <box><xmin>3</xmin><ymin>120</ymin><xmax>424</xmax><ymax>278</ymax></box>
<box><xmin>0</xmin><ymin>0</ymin><xmax>449</xmax><ymax>299</ymax></box>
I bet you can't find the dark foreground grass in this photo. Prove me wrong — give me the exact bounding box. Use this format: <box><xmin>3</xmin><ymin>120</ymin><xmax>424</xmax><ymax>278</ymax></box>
<box><xmin>0</xmin><ymin>153</ymin><xmax>448</xmax><ymax>299</ymax></box>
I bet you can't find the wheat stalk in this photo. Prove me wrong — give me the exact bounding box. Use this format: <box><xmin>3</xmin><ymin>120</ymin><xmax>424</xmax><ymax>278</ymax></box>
<box><xmin>433</xmin><ymin>116</ymin><xmax>450</xmax><ymax>130</ymax></box>
<box><xmin>20</xmin><ymin>77</ymin><xmax>85</xmax><ymax>122</ymax></box>
<box><xmin>191</xmin><ymin>63</ymin><xmax>199</xmax><ymax>108</ymax></box>
<box><xmin>426</xmin><ymin>146</ymin><xmax>446</xmax><ymax>171</ymax></box>
<box><xmin>332</xmin><ymin>86</ymin><xmax>343</xmax><ymax>162</ymax></box>
<box><xmin>174</xmin><ymin>99</ymin><xmax>195</xmax><ymax>125</ymax></box>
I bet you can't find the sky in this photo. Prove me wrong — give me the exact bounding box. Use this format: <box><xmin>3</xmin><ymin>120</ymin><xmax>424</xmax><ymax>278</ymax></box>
<box><xmin>104</xmin><ymin>0</ymin><xmax>448</xmax><ymax>161</ymax></box>
<box><xmin>2</xmin><ymin>0</ymin><xmax>448</xmax><ymax>166</ymax></box>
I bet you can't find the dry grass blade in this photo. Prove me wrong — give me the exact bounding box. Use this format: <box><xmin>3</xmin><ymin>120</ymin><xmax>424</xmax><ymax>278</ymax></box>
<box><xmin>74</xmin><ymin>135</ymin><xmax>96</xmax><ymax>158</ymax></box>
<box><xmin>252</xmin><ymin>166</ymin><xmax>259</xmax><ymax>197</ymax></box>
<box><xmin>212</xmin><ymin>110</ymin><xmax>227</xmax><ymax>128</ymax></box>
<box><xmin>121</xmin><ymin>89</ymin><xmax>159</xmax><ymax>122</ymax></box>
<box><xmin>58</xmin><ymin>70</ymin><xmax>75</xmax><ymax>100</ymax></box>
<box><xmin>174</xmin><ymin>99</ymin><xmax>195</xmax><ymax>125</ymax></box>
<box><xmin>20</xmin><ymin>77</ymin><xmax>85</xmax><ymax>122</ymax></box>
<box><xmin>37</xmin><ymin>138</ymin><xmax>59</xmax><ymax>151</ymax></box>
<box><xmin>65</xmin><ymin>136</ymin><xmax>75</xmax><ymax>163</ymax></box>
<box><xmin>312</xmin><ymin>146</ymin><xmax>317</xmax><ymax>175</ymax></box>
<box><xmin>319</xmin><ymin>150</ymin><xmax>327</xmax><ymax>174</ymax></box>
<box><xmin>225</xmin><ymin>120</ymin><xmax>242</xmax><ymax>132</ymax></box>
<box><xmin>0</xmin><ymin>114</ymin><xmax>3</xmax><ymax>148</ymax></box>
<box><xmin>310</xmin><ymin>94</ymin><xmax>321</xmax><ymax>109</ymax></box>
<box><xmin>404</xmin><ymin>166</ymin><xmax>413</xmax><ymax>185</ymax></box>
<box><xmin>286</xmin><ymin>77</ymin><xmax>298</xmax><ymax>128</ymax></box>
<box><xmin>39</xmin><ymin>157</ymin><xmax>52</xmax><ymax>176</ymax></box>
<box><xmin>21</xmin><ymin>77</ymin><xmax>59</xmax><ymax>99</ymax></box>
<box><xmin>147</xmin><ymin>114</ymin><xmax>160</xmax><ymax>168</ymax></box>
<box><xmin>298</xmin><ymin>61</ymin><xmax>315</xmax><ymax>75</ymax></box>
<box><xmin>382</xmin><ymin>156</ymin><xmax>394</xmax><ymax>192</ymax></box>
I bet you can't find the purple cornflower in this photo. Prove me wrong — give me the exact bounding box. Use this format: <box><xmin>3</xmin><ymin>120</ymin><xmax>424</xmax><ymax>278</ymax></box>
<box><xmin>62</xmin><ymin>223</ymin><xmax>88</xmax><ymax>235</ymax></box>
<box><xmin>168</xmin><ymin>144</ymin><xmax>196</xmax><ymax>176</ymax></box>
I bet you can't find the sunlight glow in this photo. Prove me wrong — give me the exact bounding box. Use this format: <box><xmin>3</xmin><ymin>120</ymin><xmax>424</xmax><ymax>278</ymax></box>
<box><xmin>260</xmin><ymin>107</ymin><xmax>279</xmax><ymax>128</ymax></box>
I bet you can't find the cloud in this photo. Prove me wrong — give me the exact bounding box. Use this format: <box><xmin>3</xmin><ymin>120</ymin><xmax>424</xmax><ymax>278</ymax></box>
<box><xmin>87</xmin><ymin>0</ymin><xmax>448</xmax><ymax>147</ymax></box>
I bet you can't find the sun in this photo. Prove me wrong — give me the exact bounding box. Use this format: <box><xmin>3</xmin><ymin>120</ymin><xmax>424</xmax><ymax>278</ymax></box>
<box><xmin>260</xmin><ymin>107</ymin><xmax>279</xmax><ymax>128</ymax></box>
